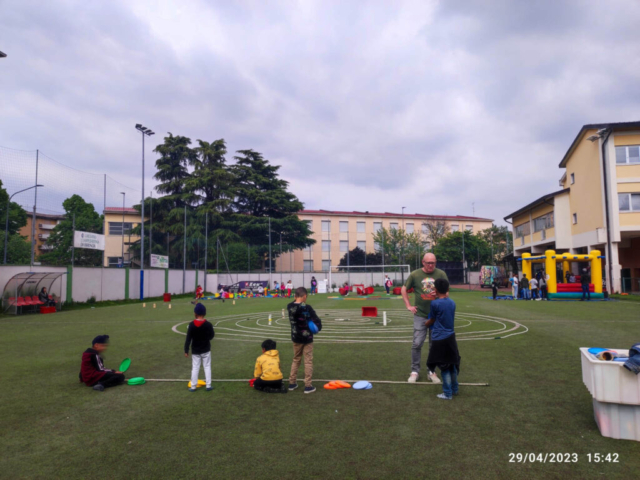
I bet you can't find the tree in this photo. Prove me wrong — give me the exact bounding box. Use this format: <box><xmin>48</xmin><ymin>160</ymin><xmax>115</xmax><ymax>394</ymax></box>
<box><xmin>337</xmin><ymin>247</ymin><xmax>383</xmax><ymax>271</ymax></box>
<box><xmin>421</xmin><ymin>220</ymin><xmax>449</xmax><ymax>248</ymax></box>
<box><xmin>39</xmin><ymin>195</ymin><xmax>103</xmax><ymax>266</ymax></box>
<box><xmin>0</xmin><ymin>179</ymin><xmax>28</xmax><ymax>235</ymax></box>
<box><xmin>371</xmin><ymin>227</ymin><xmax>412</xmax><ymax>265</ymax></box>
<box><xmin>0</xmin><ymin>231</ymin><xmax>31</xmax><ymax>264</ymax></box>
<box><xmin>478</xmin><ymin>225</ymin><xmax>512</xmax><ymax>263</ymax></box>
<box><xmin>432</xmin><ymin>230</ymin><xmax>492</xmax><ymax>270</ymax></box>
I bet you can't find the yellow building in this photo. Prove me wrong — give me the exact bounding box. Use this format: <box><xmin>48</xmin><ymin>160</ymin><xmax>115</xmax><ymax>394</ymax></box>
<box><xmin>505</xmin><ymin>121</ymin><xmax>640</xmax><ymax>293</ymax></box>
<box><xmin>103</xmin><ymin>207</ymin><xmax>142</xmax><ymax>267</ymax></box>
<box><xmin>275</xmin><ymin>210</ymin><xmax>493</xmax><ymax>272</ymax></box>
<box><xmin>19</xmin><ymin>212</ymin><xmax>66</xmax><ymax>256</ymax></box>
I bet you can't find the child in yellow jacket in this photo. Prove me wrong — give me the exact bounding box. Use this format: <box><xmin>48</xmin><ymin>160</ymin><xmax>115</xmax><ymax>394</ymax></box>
<box><xmin>253</xmin><ymin>339</ymin><xmax>287</xmax><ymax>394</ymax></box>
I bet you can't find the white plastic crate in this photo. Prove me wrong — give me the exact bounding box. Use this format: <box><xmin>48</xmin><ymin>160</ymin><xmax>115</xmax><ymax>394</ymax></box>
<box><xmin>592</xmin><ymin>398</ymin><xmax>640</xmax><ymax>441</ymax></box>
<box><xmin>580</xmin><ymin>348</ymin><xmax>640</xmax><ymax>405</ymax></box>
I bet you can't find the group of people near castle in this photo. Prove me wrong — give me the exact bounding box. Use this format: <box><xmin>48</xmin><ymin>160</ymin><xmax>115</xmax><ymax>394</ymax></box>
<box><xmin>79</xmin><ymin>253</ymin><xmax>461</xmax><ymax>400</ymax></box>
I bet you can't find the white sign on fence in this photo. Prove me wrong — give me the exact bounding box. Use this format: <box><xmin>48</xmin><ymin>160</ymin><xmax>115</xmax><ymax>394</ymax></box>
<box><xmin>73</xmin><ymin>231</ymin><xmax>105</xmax><ymax>250</ymax></box>
<box><xmin>151</xmin><ymin>254</ymin><xmax>169</xmax><ymax>269</ymax></box>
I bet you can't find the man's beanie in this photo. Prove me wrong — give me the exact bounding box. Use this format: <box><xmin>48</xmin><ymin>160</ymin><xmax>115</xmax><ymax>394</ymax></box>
<box><xmin>92</xmin><ymin>335</ymin><xmax>110</xmax><ymax>345</ymax></box>
<box><xmin>194</xmin><ymin>303</ymin><xmax>206</xmax><ymax>316</ymax></box>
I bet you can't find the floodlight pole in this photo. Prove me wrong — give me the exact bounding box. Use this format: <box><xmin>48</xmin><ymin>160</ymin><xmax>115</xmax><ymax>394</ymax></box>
<box><xmin>71</xmin><ymin>213</ymin><xmax>76</xmax><ymax>268</ymax></box>
<box><xmin>30</xmin><ymin>151</ymin><xmax>39</xmax><ymax>267</ymax></box>
<box><xmin>135</xmin><ymin>124</ymin><xmax>154</xmax><ymax>300</ymax></box>
<box><xmin>120</xmin><ymin>192</ymin><xmax>125</xmax><ymax>266</ymax></box>
<box><xmin>204</xmin><ymin>213</ymin><xmax>208</xmax><ymax>292</ymax></box>
<box><xmin>183</xmin><ymin>205</ymin><xmax>186</xmax><ymax>294</ymax></box>
<box><xmin>4</xmin><ymin>184</ymin><xmax>43</xmax><ymax>264</ymax></box>
<box><xmin>268</xmin><ymin>217</ymin><xmax>272</xmax><ymax>288</ymax></box>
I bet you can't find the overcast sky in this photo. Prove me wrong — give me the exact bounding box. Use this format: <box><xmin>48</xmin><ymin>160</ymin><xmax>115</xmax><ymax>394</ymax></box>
<box><xmin>2</xmin><ymin>0</ymin><xmax>640</xmax><ymax>223</ymax></box>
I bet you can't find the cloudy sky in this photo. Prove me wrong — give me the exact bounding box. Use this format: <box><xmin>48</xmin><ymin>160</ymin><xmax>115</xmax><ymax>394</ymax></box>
<box><xmin>2</xmin><ymin>0</ymin><xmax>640</xmax><ymax>223</ymax></box>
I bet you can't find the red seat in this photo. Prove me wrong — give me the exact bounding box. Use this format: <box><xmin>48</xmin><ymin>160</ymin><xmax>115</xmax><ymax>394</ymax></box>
<box><xmin>392</xmin><ymin>287</ymin><xmax>402</xmax><ymax>295</ymax></box>
<box><xmin>24</xmin><ymin>297</ymin><xmax>36</xmax><ymax>306</ymax></box>
<box><xmin>8</xmin><ymin>297</ymin><xmax>16</xmax><ymax>306</ymax></box>
<box><xmin>17</xmin><ymin>297</ymin><xmax>28</xmax><ymax>307</ymax></box>
<box><xmin>32</xmin><ymin>296</ymin><xmax>44</xmax><ymax>305</ymax></box>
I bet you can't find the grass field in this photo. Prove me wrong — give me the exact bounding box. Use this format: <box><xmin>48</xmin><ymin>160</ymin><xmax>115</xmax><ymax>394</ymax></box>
<box><xmin>1</xmin><ymin>292</ymin><xmax>639</xmax><ymax>479</ymax></box>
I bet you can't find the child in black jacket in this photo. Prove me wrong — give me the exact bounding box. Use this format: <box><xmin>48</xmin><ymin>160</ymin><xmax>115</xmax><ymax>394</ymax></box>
<box><xmin>287</xmin><ymin>287</ymin><xmax>322</xmax><ymax>394</ymax></box>
<box><xmin>184</xmin><ymin>303</ymin><xmax>215</xmax><ymax>392</ymax></box>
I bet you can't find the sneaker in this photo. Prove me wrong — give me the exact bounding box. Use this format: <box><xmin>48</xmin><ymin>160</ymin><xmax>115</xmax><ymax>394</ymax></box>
<box><xmin>280</xmin><ymin>385</ymin><xmax>288</xmax><ymax>394</ymax></box>
<box><xmin>428</xmin><ymin>371</ymin><xmax>441</xmax><ymax>384</ymax></box>
<box><xmin>288</xmin><ymin>383</ymin><xmax>298</xmax><ymax>391</ymax></box>
<box><xmin>93</xmin><ymin>384</ymin><xmax>105</xmax><ymax>392</ymax></box>
<box><xmin>304</xmin><ymin>386</ymin><xmax>316</xmax><ymax>394</ymax></box>
<box><xmin>408</xmin><ymin>372</ymin><xmax>419</xmax><ymax>383</ymax></box>
<box><xmin>206</xmin><ymin>386</ymin><xmax>214</xmax><ymax>391</ymax></box>
<box><xmin>189</xmin><ymin>387</ymin><xmax>197</xmax><ymax>392</ymax></box>
<box><xmin>437</xmin><ymin>393</ymin><xmax>452</xmax><ymax>400</ymax></box>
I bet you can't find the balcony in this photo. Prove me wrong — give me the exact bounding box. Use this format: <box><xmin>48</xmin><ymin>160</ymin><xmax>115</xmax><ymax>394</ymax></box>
<box><xmin>38</xmin><ymin>233</ymin><xmax>50</xmax><ymax>240</ymax></box>
<box><xmin>39</xmin><ymin>223</ymin><xmax>56</xmax><ymax>230</ymax></box>
<box><xmin>39</xmin><ymin>244</ymin><xmax>53</xmax><ymax>251</ymax></box>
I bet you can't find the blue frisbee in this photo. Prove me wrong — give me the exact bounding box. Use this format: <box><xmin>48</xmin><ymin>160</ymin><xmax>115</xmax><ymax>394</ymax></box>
<box><xmin>308</xmin><ymin>320</ymin><xmax>319</xmax><ymax>334</ymax></box>
<box><xmin>353</xmin><ymin>381</ymin><xmax>372</xmax><ymax>390</ymax></box>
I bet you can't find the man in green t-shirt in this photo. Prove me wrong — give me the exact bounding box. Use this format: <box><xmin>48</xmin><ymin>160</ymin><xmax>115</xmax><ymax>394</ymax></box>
<box><xmin>402</xmin><ymin>252</ymin><xmax>448</xmax><ymax>384</ymax></box>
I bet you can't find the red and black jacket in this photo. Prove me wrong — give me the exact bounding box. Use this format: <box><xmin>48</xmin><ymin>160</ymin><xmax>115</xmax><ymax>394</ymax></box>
<box><xmin>79</xmin><ymin>348</ymin><xmax>113</xmax><ymax>386</ymax></box>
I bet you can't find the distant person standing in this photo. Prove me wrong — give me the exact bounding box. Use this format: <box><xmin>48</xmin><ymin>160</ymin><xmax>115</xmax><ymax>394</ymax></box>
<box><xmin>580</xmin><ymin>268</ymin><xmax>591</xmax><ymax>301</ymax></box>
<box><xmin>565</xmin><ymin>270</ymin><xmax>572</xmax><ymax>284</ymax></box>
<box><xmin>286</xmin><ymin>280</ymin><xmax>293</xmax><ymax>297</ymax></box>
<box><xmin>491</xmin><ymin>279</ymin><xmax>499</xmax><ymax>300</ymax></box>
<box><xmin>510</xmin><ymin>274</ymin><xmax>519</xmax><ymax>299</ymax></box>
<box><xmin>402</xmin><ymin>253</ymin><xmax>448</xmax><ymax>384</ymax></box>
<box><xmin>520</xmin><ymin>274</ymin><xmax>530</xmax><ymax>300</ymax></box>
<box><xmin>310</xmin><ymin>276</ymin><xmax>317</xmax><ymax>295</ymax></box>
<box><xmin>539</xmin><ymin>274</ymin><xmax>547</xmax><ymax>300</ymax></box>
<box><xmin>384</xmin><ymin>275</ymin><xmax>393</xmax><ymax>295</ymax></box>
<box><xmin>529</xmin><ymin>277</ymin><xmax>539</xmax><ymax>301</ymax></box>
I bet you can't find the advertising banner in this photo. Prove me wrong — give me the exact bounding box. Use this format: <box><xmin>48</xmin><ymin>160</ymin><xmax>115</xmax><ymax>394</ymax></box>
<box><xmin>73</xmin><ymin>231</ymin><xmax>105</xmax><ymax>250</ymax></box>
<box><xmin>151</xmin><ymin>254</ymin><xmax>169</xmax><ymax>269</ymax></box>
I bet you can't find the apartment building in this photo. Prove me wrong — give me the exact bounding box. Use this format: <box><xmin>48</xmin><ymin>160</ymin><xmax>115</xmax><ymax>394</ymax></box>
<box><xmin>19</xmin><ymin>212</ymin><xmax>66</xmax><ymax>255</ymax></box>
<box><xmin>274</xmin><ymin>210</ymin><xmax>493</xmax><ymax>273</ymax></box>
<box><xmin>103</xmin><ymin>207</ymin><xmax>141</xmax><ymax>267</ymax></box>
<box><xmin>505</xmin><ymin>121</ymin><xmax>640</xmax><ymax>293</ymax></box>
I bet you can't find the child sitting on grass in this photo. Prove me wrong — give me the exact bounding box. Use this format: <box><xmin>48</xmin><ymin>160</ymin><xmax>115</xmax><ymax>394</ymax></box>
<box><xmin>79</xmin><ymin>335</ymin><xmax>125</xmax><ymax>392</ymax></box>
<box><xmin>253</xmin><ymin>339</ymin><xmax>287</xmax><ymax>394</ymax></box>
<box><xmin>288</xmin><ymin>287</ymin><xmax>322</xmax><ymax>394</ymax></box>
<box><xmin>184</xmin><ymin>303</ymin><xmax>215</xmax><ymax>392</ymax></box>
<box><xmin>425</xmin><ymin>279</ymin><xmax>461</xmax><ymax>400</ymax></box>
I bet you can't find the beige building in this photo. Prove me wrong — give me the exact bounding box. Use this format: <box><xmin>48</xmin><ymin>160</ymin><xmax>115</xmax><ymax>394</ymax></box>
<box><xmin>19</xmin><ymin>212</ymin><xmax>66</xmax><ymax>256</ymax></box>
<box><xmin>505</xmin><ymin>121</ymin><xmax>640</xmax><ymax>293</ymax></box>
<box><xmin>275</xmin><ymin>210</ymin><xmax>493</xmax><ymax>273</ymax></box>
<box><xmin>103</xmin><ymin>207</ymin><xmax>142</xmax><ymax>267</ymax></box>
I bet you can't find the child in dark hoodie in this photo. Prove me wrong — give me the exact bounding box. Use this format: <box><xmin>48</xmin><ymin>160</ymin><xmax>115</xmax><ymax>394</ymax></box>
<box><xmin>79</xmin><ymin>335</ymin><xmax>125</xmax><ymax>391</ymax></box>
<box><xmin>287</xmin><ymin>287</ymin><xmax>322</xmax><ymax>394</ymax></box>
<box><xmin>184</xmin><ymin>303</ymin><xmax>215</xmax><ymax>392</ymax></box>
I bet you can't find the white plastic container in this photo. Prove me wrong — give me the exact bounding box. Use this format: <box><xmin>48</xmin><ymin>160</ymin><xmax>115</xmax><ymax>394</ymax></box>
<box><xmin>592</xmin><ymin>398</ymin><xmax>640</xmax><ymax>441</ymax></box>
<box><xmin>580</xmin><ymin>348</ymin><xmax>640</xmax><ymax>405</ymax></box>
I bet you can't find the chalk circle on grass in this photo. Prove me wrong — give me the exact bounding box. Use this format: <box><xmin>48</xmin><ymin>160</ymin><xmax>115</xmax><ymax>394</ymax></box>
<box><xmin>119</xmin><ymin>358</ymin><xmax>131</xmax><ymax>373</ymax></box>
<box><xmin>353</xmin><ymin>381</ymin><xmax>372</xmax><ymax>390</ymax></box>
<box><xmin>171</xmin><ymin>309</ymin><xmax>528</xmax><ymax>344</ymax></box>
<box><xmin>128</xmin><ymin>377</ymin><xmax>145</xmax><ymax>386</ymax></box>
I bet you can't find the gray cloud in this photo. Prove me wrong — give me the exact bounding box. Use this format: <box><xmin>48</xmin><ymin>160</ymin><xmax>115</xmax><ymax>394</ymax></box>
<box><xmin>1</xmin><ymin>0</ymin><xmax>639</xmax><ymax>223</ymax></box>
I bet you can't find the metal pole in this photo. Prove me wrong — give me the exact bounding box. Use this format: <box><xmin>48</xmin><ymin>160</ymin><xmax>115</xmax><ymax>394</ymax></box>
<box><xmin>491</xmin><ymin>231</ymin><xmax>494</xmax><ymax>266</ymax></box>
<box><xmin>381</xmin><ymin>229</ymin><xmax>385</xmax><ymax>278</ymax></box>
<box><xmin>71</xmin><ymin>213</ymin><xmax>75</xmax><ymax>268</ymax></box>
<box><xmin>4</xmin><ymin>185</ymin><xmax>42</xmax><ymax>264</ymax></box>
<box><xmin>462</xmin><ymin>229</ymin><xmax>466</xmax><ymax>283</ymax></box>
<box><xmin>347</xmin><ymin>227</ymin><xmax>350</xmax><ymax>285</ymax></box>
<box><xmin>182</xmin><ymin>205</ymin><xmax>186</xmax><ymax>294</ymax></box>
<box><xmin>30</xmin><ymin>150</ymin><xmax>39</xmax><ymax>267</ymax></box>
<box><xmin>279</xmin><ymin>232</ymin><xmax>282</xmax><ymax>285</ymax></box>
<box><xmin>204</xmin><ymin>213</ymin><xmax>208</xmax><ymax>292</ymax></box>
<box><xmin>149</xmin><ymin>191</ymin><xmax>153</xmax><ymax>260</ymax></box>
<box><xmin>102</xmin><ymin>174</ymin><xmax>106</xmax><ymax>268</ymax></box>
<box><xmin>140</xmin><ymin>132</ymin><xmax>145</xmax><ymax>300</ymax></box>
<box><xmin>167</xmin><ymin>232</ymin><xmax>170</xmax><ymax>268</ymax></box>
<box><xmin>121</xmin><ymin>193</ymin><xmax>125</xmax><ymax>265</ymax></box>
<box><xmin>268</xmin><ymin>217</ymin><xmax>272</xmax><ymax>287</ymax></box>
<box><xmin>248</xmin><ymin>243</ymin><xmax>250</xmax><ymax>274</ymax></box>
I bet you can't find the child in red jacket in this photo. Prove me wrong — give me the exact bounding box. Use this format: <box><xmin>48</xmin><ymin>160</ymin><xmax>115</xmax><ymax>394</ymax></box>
<box><xmin>79</xmin><ymin>335</ymin><xmax>125</xmax><ymax>391</ymax></box>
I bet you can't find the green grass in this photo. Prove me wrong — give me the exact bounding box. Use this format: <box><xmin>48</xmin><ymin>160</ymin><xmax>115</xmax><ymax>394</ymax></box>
<box><xmin>1</xmin><ymin>292</ymin><xmax>639</xmax><ymax>479</ymax></box>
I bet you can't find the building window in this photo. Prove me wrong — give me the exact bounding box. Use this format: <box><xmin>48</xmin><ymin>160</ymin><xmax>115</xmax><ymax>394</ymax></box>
<box><xmin>421</xmin><ymin>224</ymin><xmax>428</xmax><ymax>234</ymax></box>
<box><xmin>406</xmin><ymin>223</ymin><xmax>414</xmax><ymax>233</ymax></box>
<box><xmin>616</xmin><ymin>145</ymin><xmax>640</xmax><ymax>165</ymax></box>
<box><xmin>515</xmin><ymin>222</ymin><xmax>530</xmax><ymax>238</ymax></box>
<box><xmin>108</xmin><ymin>256</ymin><xmax>123</xmax><ymax>267</ymax></box>
<box><xmin>340</xmin><ymin>240</ymin><xmax>348</xmax><ymax>252</ymax></box>
<box><xmin>322</xmin><ymin>240</ymin><xmax>331</xmax><ymax>252</ymax></box>
<box><xmin>357</xmin><ymin>241</ymin><xmax>366</xmax><ymax>251</ymax></box>
<box><xmin>373</xmin><ymin>222</ymin><xmax>382</xmax><ymax>232</ymax></box>
<box><xmin>570</xmin><ymin>173</ymin><xmax>575</xmax><ymax>184</ymax></box>
<box><xmin>572</xmin><ymin>213</ymin><xmax>578</xmax><ymax>224</ymax></box>
<box><xmin>321</xmin><ymin>220</ymin><xmax>331</xmax><ymax>232</ymax></box>
<box><xmin>357</xmin><ymin>221</ymin><xmax>365</xmax><ymax>233</ymax></box>
<box><xmin>322</xmin><ymin>260</ymin><xmax>331</xmax><ymax>271</ymax></box>
<box><xmin>303</xmin><ymin>260</ymin><xmax>313</xmax><ymax>272</ymax></box>
<box><xmin>390</xmin><ymin>222</ymin><xmax>399</xmax><ymax>230</ymax></box>
<box><xmin>533</xmin><ymin>212</ymin><xmax>554</xmax><ymax>232</ymax></box>
<box><xmin>451</xmin><ymin>224</ymin><xmax>459</xmax><ymax>232</ymax></box>
<box><xmin>465</xmin><ymin>225</ymin><xmax>473</xmax><ymax>232</ymax></box>
<box><xmin>619</xmin><ymin>193</ymin><xmax>640</xmax><ymax>212</ymax></box>
<box><xmin>109</xmin><ymin>222</ymin><xmax>133</xmax><ymax>236</ymax></box>
<box><xmin>340</xmin><ymin>221</ymin><xmax>349</xmax><ymax>232</ymax></box>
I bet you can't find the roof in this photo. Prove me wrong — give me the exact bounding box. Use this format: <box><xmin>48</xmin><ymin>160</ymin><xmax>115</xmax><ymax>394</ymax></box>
<box><xmin>503</xmin><ymin>188</ymin><xmax>570</xmax><ymax>221</ymax></box>
<box><xmin>104</xmin><ymin>207</ymin><xmax>139</xmax><ymax>214</ymax></box>
<box><xmin>559</xmin><ymin>120</ymin><xmax>640</xmax><ymax>168</ymax></box>
<box><xmin>299</xmin><ymin>209</ymin><xmax>493</xmax><ymax>222</ymax></box>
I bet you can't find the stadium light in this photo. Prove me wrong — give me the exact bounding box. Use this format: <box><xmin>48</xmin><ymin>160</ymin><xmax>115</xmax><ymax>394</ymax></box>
<box><xmin>4</xmin><ymin>184</ymin><xmax>43</xmax><ymax>264</ymax></box>
<box><xmin>135</xmin><ymin>123</ymin><xmax>154</xmax><ymax>300</ymax></box>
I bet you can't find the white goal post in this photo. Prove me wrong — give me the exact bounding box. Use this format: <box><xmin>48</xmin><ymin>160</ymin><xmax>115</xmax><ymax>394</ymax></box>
<box><xmin>328</xmin><ymin>264</ymin><xmax>411</xmax><ymax>291</ymax></box>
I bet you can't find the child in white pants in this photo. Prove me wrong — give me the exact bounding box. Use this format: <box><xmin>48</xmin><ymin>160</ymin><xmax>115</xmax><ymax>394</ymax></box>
<box><xmin>184</xmin><ymin>303</ymin><xmax>215</xmax><ymax>392</ymax></box>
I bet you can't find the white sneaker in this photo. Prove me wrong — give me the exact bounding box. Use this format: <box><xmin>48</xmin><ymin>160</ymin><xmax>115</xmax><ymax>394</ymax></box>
<box><xmin>428</xmin><ymin>371</ymin><xmax>441</xmax><ymax>384</ymax></box>
<box><xmin>407</xmin><ymin>372</ymin><xmax>419</xmax><ymax>383</ymax></box>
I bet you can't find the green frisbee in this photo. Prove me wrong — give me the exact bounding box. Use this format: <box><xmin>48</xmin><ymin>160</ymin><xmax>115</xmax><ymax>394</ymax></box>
<box><xmin>119</xmin><ymin>358</ymin><xmax>131</xmax><ymax>372</ymax></box>
<box><xmin>127</xmin><ymin>377</ymin><xmax>145</xmax><ymax>386</ymax></box>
